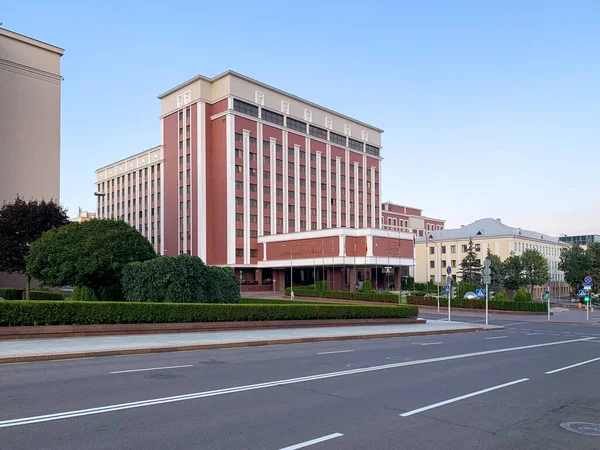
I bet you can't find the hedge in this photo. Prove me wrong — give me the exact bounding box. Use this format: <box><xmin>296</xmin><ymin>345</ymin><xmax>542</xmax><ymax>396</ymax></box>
<box><xmin>22</xmin><ymin>290</ymin><xmax>64</xmax><ymax>301</ymax></box>
<box><xmin>514</xmin><ymin>289</ymin><xmax>533</xmax><ymax>302</ymax></box>
<box><xmin>406</xmin><ymin>296</ymin><xmax>547</xmax><ymax>312</ymax></box>
<box><xmin>0</xmin><ymin>288</ymin><xmax>25</xmax><ymax>300</ymax></box>
<box><xmin>286</xmin><ymin>287</ymin><xmax>399</xmax><ymax>304</ymax></box>
<box><xmin>121</xmin><ymin>255</ymin><xmax>239</xmax><ymax>303</ymax></box>
<box><xmin>239</xmin><ymin>298</ymin><xmax>341</xmax><ymax>305</ymax></box>
<box><xmin>0</xmin><ymin>301</ymin><xmax>419</xmax><ymax>326</ymax></box>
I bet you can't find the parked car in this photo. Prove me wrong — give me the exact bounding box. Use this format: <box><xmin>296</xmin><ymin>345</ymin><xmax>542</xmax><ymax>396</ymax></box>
<box><xmin>463</xmin><ymin>292</ymin><xmax>478</xmax><ymax>300</ymax></box>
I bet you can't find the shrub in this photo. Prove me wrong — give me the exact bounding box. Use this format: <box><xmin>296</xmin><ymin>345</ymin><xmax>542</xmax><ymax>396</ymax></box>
<box><xmin>414</xmin><ymin>283</ymin><xmax>427</xmax><ymax>291</ymax></box>
<box><xmin>286</xmin><ymin>287</ymin><xmax>399</xmax><ymax>304</ymax></box>
<box><xmin>401</xmin><ymin>277</ymin><xmax>414</xmax><ymax>290</ymax></box>
<box><xmin>121</xmin><ymin>255</ymin><xmax>239</xmax><ymax>303</ymax></box>
<box><xmin>458</xmin><ymin>282</ymin><xmax>479</xmax><ymax>299</ymax></box>
<box><xmin>0</xmin><ymin>288</ymin><xmax>25</xmax><ymax>300</ymax></box>
<box><xmin>22</xmin><ymin>290</ymin><xmax>64</xmax><ymax>300</ymax></box>
<box><xmin>514</xmin><ymin>288</ymin><xmax>532</xmax><ymax>302</ymax></box>
<box><xmin>0</xmin><ymin>301</ymin><xmax>419</xmax><ymax>326</ymax></box>
<box><xmin>406</xmin><ymin>296</ymin><xmax>547</xmax><ymax>312</ymax></box>
<box><xmin>239</xmin><ymin>298</ymin><xmax>340</xmax><ymax>305</ymax></box>
<box><xmin>361</xmin><ymin>280</ymin><xmax>373</xmax><ymax>293</ymax></box>
<box><xmin>315</xmin><ymin>280</ymin><xmax>328</xmax><ymax>292</ymax></box>
<box><xmin>493</xmin><ymin>291</ymin><xmax>509</xmax><ymax>302</ymax></box>
<box><xmin>72</xmin><ymin>286</ymin><xmax>97</xmax><ymax>301</ymax></box>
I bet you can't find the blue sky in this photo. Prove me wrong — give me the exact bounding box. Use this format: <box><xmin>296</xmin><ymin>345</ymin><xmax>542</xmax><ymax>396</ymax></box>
<box><xmin>4</xmin><ymin>0</ymin><xmax>599</xmax><ymax>235</ymax></box>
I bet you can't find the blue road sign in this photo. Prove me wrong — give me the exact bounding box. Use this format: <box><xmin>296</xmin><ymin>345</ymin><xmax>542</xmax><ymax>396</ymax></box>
<box><xmin>584</xmin><ymin>283</ymin><xmax>593</xmax><ymax>290</ymax></box>
<box><xmin>444</xmin><ymin>285</ymin><xmax>450</xmax><ymax>294</ymax></box>
<box><xmin>476</xmin><ymin>289</ymin><xmax>485</xmax><ymax>299</ymax></box>
<box><xmin>446</xmin><ymin>266</ymin><xmax>452</xmax><ymax>275</ymax></box>
<box><xmin>584</xmin><ymin>276</ymin><xmax>593</xmax><ymax>284</ymax></box>
<box><xmin>579</xmin><ymin>290</ymin><xmax>587</xmax><ymax>297</ymax></box>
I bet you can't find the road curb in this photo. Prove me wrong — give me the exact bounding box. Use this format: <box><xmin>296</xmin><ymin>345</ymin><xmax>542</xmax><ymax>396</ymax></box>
<box><xmin>0</xmin><ymin>326</ymin><xmax>502</xmax><ymax>364</ymax></box>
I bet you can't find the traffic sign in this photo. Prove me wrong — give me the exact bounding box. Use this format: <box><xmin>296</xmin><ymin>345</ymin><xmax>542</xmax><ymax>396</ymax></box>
<box><xmin>444</xmin><ymin>285</ymin><xmax>450</xmax><ymax>294</ymax></box>
<box><xmin>483</xmin><ymin>267</ymin><xmax>491</xmax><ymax>276</ymax></box>
<box><xmin>483</xmin><ymin>275</ymin><xmax>491</xmax><ymax>285</ymax></box>
<box><xmin>446</xmin><ymin>266</ymin><xmax>452</xmax><ymax>275</ymax></box>
<box><xmin>584</xmin><ymin>276</ymin><xmax>593</xmax><ymax>284</ymax></box>
<box><xmin>476</xmin><ymin>289</ymin><xmax>485</xmax><ymax>299</ymax></box>
<box><xmin>484</xmin><ymin>259</ymin><xmax>491</xmax><ymax>268</ymax></box>
<box><xmin>446</xmin><ymin>275</ymin><xmax>452</xmax><ymax>284</ymax></box>
<box><xmin>579</xmin><ymin>289</ymin><xmax>587</xmax><ymax>297</ymax></box>
<box><xmin>584</xmin><ymin>283</ymin><xmax>593</xmax><ymax>291</ymax></box>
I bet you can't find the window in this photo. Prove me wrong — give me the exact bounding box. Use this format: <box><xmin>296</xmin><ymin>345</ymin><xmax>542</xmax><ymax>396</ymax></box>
<box><xmin>186</xmin><ymin>138</ymin><xmax>190</xmax><ymax>148</ymax></box>
<box><xmin>276</xmin><ymin>144</ymin><xmax>282</xmax><ymax>153</ymax></box>
<box><xmin>311</xmin><ymin>167</ymin><xmax>317</xmax><ymax>176</ymax></box>
<box><xmin>340</xmin><ymin>175</ymin><xmax>345</xmax><ymax>183</ymax></box>
<box><xmin>287</xmin><ymin>117</ymin><xmax>306</xmax><ymax>133</ymax></box>
<box><xmin>442</xmin><ymin>260</ymin><xmax>447</xmax><ymax>268</ymax></box>
<box><xmin>321</xmin><ymin>170</ymin><xmax>326</xmax><ymax>178</ymax></box>
<box><xmin>179</xmin><ymin>111</ymin><xmax>183</xmax><ymax>121</ymax></box>
<box><xmin>276</xmin><ymin>188</ymin><xmax>283</xmax><ymax>197</ymax></box>
<box><xmin>309</xmin><ymin>125</ymin><xmax>327</xmax><ymax>139</ymax></box>
<box><xmin>288</xmin><ymin>190</ymin><xmax>294</xmax><ymax>199</ymax></box>
<box><xmin>265</xmin><ymin>217</ymin><xmax>271</xmax><ymax>225</ymax></box>
<box><xmin>235</xmin><ymin>133</ymin><xmax>243</xmax><ymax>143</ymax></box>
<box><xmin>277</xmin><ymin>203</ymin><xmax>283</xmax><ymax>211</ymax></box>
<box><xmin>430</xmin><ymin>247</ymin><xmax>435</xmax><ymax>255</ymax></box>
<box><xmin>321</xmin><ymin>183</ymin><xmax>326</xmax><ymax>191</ymax></box>
<box><xmin>264</xmin><ymin>171</ymin><xmax>270</xmax><ymax>179</ymax></box>
<box><xmin>277</xmin><ymin>218</ymin><xmax>283</xmax><ymax>226</ymax></box>
<box><xmin>350</xmin><ymin>177</ymin><xmax>355</xmax><ymax>185</ymax></box>
<box><xmin>311</xmin><ymin>181</ymin><xmax>316</xmax><ymax>189</ymax></box>
<box><xmin>288</xmin><ymin>162</ymin><xmax>294</xmax><ymax>171</ymax></box>
<box><xmin>250</xmin><ymin>136</ymin><xmax>257</xmax><ymax>146</ymax></box>
<box><xmin>236</xmin><ymin>229</ymin><xmax>244</xmax><ymax>238</ymax></box>
<box><xmin>236</xmin><ymin>249</ymin><xmax>244</xmax><ymax>257</ymax></box>
<box><xmin>300</xmin><ymin>206</ymin><xmax>306</xmax><ymax>214</ymax></box>
<box><xmin>300</xmin><ymin>179</ymin><xmax>306</xmax><ymax>187</ymax></box>
<box><xmin>250</xmin><ymin>183</ymin><xmax>257</xmax><ymax>192</ymax></box>
<box><xmin>365</xmin><ymin>144</ymin><xmax>380</xmax><ymax>156</ymax></box>
<box><xmin>288</xmin><ymin>147</ymin><xmax>295</xmax><ymax>158</ymax></box>
<box><xmin>289</xmin><ymin>219</ymin><xmax>295</xmax><ymax>227</ymax></box>
<box><xmin>186</xmin><ymin>108</ymin><xmax>190</xmax><ymax>118</ymax></box>
<box><xmin>235</xmin><ymin>181</ymin><xmax>243</xmax><ymax>190</ymax></box>
<box><xmin>235</xmin><ymin>149</ymin><xmax>243</xmax><ymax>158</ymax></box>
<box><xmin>276</xmin><ymin>174</ymin><xmax>283</xmax><ymax>182</ymax></box>
<box><xmin>249</xmin><ymin>168</ymin><xmax>257</xmax><ymax>177</ymax></box>
<box><xmin>451</xmin><ymin>245</ymin><xmax>456</xmax><ymax>253</ymax></box>
<box><xmin>236</xmin><ymin>213</ymin><xmax>243</xmax><ymax>221</ymax></box>
<box><xmin>330</xmin><ymin>132</ymin><xmax>346</xmax><ymax>146</ymax></box>
<box><xmin>249</xmin><ymin>152</ymin><xmax>257</xmax><ymax>161</ymax></box>
<box><xmin>235</xmin><ymin>165</ymin><xmax>243</xmax><ymax>174</ymax></box>
<box><xmin>310</xmin><ymin>153</ymin><xmax>316</xmax><ymax>162</ymax></box>
<box><xmin>250</xmin><ymin>249</ymin><xmax>258</xmax><ymax>258</ymax></box>
<box><xmin>288</xmin><ymin>205</ymin><xmax>295</xmax><ymax>213</ymax></box>
<box><xmin>430</xmin><ymin>261</ymin><xmax>435</xmax><ymax>269</ymax></box>
<box><xmin>349</xmin><ymin>138</ymin><xmax>363</xmax><ymax>151</ymax></box>
<box><xmin>475</xmin><ymin>244</ymin><xmax>481</xmax><ymax>252</ymax></box>
<box><xmin>300</xmin><ymin>165</ymin><xmax>306</xmax><ymax>173</ymax></box>
<box><xmin>233</xmin><ymin>99</ymin><xmax>258</xmax><ymax>117</ymax></box>
<box><xmin>442</xmin><ymin>246</ymin><xmax>447</xmax><ymax>254</ymax></box>
<box><xmin>311</xmin><ymin>195</ymin><xmax>317</xmax><ymax>202</ymax></box>
<box><xmin>288</xmin><ymin>176</ymin><xmax>294</xmax><ymax>185</ymax></box>
<box><xmin>250</xmin><ymin>215</ymin><xmax>258</xmax><ymax>223</ymax></box>
<box><xmin>300</xmin><ymin>220</ymin><xmax>306</xmax><ymax>229</ymax></box>
<box><xmin>264</xmin><ymin>155</ymin><xmax>270</xmax><ymax>165</ymax></box>
<box><xmin>276</xmin><ymin>159</ymin><xmax>283</xmax><ymax>168</ymax></box>
<box><xmin>250</xmin><ymin>199</ymin><xmax>257</xmax><ymax>208</ymax></box>
<box><xmin>264</xmin><ymin>201</ymin><xmax>271</xmax><ymax>209</ymax></box>
<box><xmin>299</xmin><ymin>151</ymin><xmax>306</xmax><ymax>160</ymax></box>
<box><xmin>462</xmin><ymin>245</ymin><xmax>468</xmax><ymax>252</ymax></box>
<box><xmin>261</xmin><ymin>109</ymin><xmax>284</xmax><ymax>126</ymax></box>
<box><xmin>300</xmin><ymin>193</ymin><xmax>306</xmax><ymax>201</ymax></box>
<box><xmin>263</xmin><ymin>140</ymin><xmax>270</xmax><ymax>150</ymax></box>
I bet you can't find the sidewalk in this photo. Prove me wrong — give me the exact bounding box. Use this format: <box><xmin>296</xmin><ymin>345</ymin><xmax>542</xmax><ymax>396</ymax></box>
<box><xmin>0</xmin><ymin>321</ymin><xmax>502</xmax><ymax>364</ymax></box>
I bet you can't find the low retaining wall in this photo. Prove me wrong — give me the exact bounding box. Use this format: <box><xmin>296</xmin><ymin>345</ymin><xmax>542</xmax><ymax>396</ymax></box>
<box><xmin>0</xmin><ymin>318</ymin><xmax>425</xmax><ymax>340</ymax></box>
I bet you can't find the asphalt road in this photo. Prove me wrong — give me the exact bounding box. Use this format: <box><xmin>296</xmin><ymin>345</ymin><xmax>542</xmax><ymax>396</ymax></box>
<box><xmin>2</xmin><ymin>320</ymin><xmax>600</xmax><ymax>449</ymax></box>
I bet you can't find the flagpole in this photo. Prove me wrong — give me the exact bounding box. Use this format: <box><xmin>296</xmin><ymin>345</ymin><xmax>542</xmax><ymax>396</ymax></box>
<box><xmin>375</xmin><ymin>237</ymin><xmax>378</xmax><ymax>290</ymax></box>
<box><xmin>331</xmin><ymin>237</ymin><xmax>335</xmax><ymax>290</ymax></box>
<box><xmin>313</xmin><ymin>240</ymin><xmax>316</xmax><ymax>285</ymax></box>
<box><xmin>322</xmin><ymin>238</ymin><xmax>325</xmax><ymax>283</ymax></box>
<box><xmin>387</xmin><ymin>233</ymin><xmax>390</xmax><ymax>290</ymax></box>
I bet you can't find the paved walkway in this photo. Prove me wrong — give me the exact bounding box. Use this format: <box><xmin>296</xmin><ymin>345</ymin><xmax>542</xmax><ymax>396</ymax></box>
<box><xmin>0</xmin><ymin>321</ymin><xmax>501</xmax><ymax>363</ymax></box>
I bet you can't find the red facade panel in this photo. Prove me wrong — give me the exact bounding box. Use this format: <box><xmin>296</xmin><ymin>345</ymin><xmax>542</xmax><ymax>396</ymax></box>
<box><xmin>162</xmin><ymin>112</ymin><xmax>179</xmax><ymax>256</ymax></box>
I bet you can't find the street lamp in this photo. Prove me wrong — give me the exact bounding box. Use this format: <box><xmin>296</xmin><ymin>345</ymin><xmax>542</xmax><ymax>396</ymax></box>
<box><xmin>429</xmin><ymin>234</ymin><xmax>441</xmax><ymax>312</ymax></box>
<box><xmin>282</xmin><ymin>244</ymin><xmax>293</xmax><ymax>297</ymax></box>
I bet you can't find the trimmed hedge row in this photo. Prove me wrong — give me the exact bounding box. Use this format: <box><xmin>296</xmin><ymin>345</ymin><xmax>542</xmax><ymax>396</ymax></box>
<box><xmin>286</xmin><ymin>287</ymin><xmax>399</xmax><ymax>304</ymax></box>
<box><xmin>0</xmin><ymin>288</ymin><xmax>64</xmax><ymax>300</ymax></box>
<box><xmin>239</xmin><ymin>298</ymin><xmax>341</xmax><ymax>306</ymax></box>
<box><xmin>406</xmin><ymin>296</ymin><xmax>547</xmax><ymax>312</ymax></box>
<box><xmin>0</xmin><ymin>301</ymin><xmax>419</xmax><ymax>326</ymax></box>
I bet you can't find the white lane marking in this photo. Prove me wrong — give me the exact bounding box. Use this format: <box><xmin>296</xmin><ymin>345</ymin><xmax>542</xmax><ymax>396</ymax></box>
<box><xmin>400</xmin><ymin>378</ymin><xmax>530</xmax><ymax>417</ymax></box>
<box><xmin>412</xmin><ymin>342</ymin><xmax>443</xmax><ymax>346</ymax></box>
<box><xmin>316</xmin><ymin>350</ymin><xmax>355</xmax><ymax>355</ymax></box>
<box><xmin>0</xmin><ymin>338</ymin><xmax>591</xmax><ymax>428</ymax></box>
<box><xmin>526</xmin><ymin>333</ymin><xmax>542</xmax><ymax>336</ymax></box>
<box><xmin>110</xmin><ymin>365</ymin><xmax>194</xmax><ymax>374</ymax></box>
<box><xmin>484</xmin><ymin>336</ymin><xmax>508</xmax><ymax>340</ymax></box>
<box><xmin>279</xmin><ymin>433</ymin><xmax>344</xmax><ymax>450</ymax></box>
<box><xmin>546</xmin><ymin>357</ymin><xmax>600</xmax><ymax>375</ymax></box>
<box><xmin>503</xmin><ymin>323</ymin><xmax>525</xmax><ymax>327</ymax></box>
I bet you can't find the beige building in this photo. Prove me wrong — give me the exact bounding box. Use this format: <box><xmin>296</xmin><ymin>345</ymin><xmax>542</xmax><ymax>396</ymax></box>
<box><xmin>70</xmin><ymin>209</ymin><xmax>96</xmax><ymax>223</ymax></box>
<box><xmin>0</xmin><ymin>28</ymin><xmax>64</xmax><ymax>205</ymax></box>
<box><xmin>415</xmin><ymin>218</ymin><xmax>570</xmax><ymax>298</ymax></box>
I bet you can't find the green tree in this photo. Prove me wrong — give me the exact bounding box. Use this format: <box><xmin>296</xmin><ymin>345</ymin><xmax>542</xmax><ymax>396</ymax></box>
<box><xmin>585</xmin><ymin>243</ymin><xmax>600</xmax><ymax>293</ymax></box>
<box><xmin>503</xmin><ymin>254</ymin><xmax>524</xmax><ymax>291</ymax></box>
<box><xmin>458</xmin><ymin>239</ymin><xmax>482</xmax><ymax>284</ymax></box>
<box><xmin>485</xmin><ymin>249</ymin><xmax>505</xmax><ymax>295</ymax></box>
<box><xmin>558</xmin><ymin>244</ymin><xmax>589</xmax><ymax>295</ymax></box>
<box><xmin>521</xmin><ymin>248</ymin><xmax>550</xmax><ymax>294</ymax></box>
<box><xmin>0</xmin><ymin>197</ymin><xmax>69</xmax><ymax>299</ymax></box>
<box><xmin>26</xmin><ymin>219</ymin><xmax>156</xmax><ymax>300</ymax></box>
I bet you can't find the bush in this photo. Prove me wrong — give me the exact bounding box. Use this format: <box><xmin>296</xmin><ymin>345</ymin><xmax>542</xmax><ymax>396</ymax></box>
<box><xmin>0</xmin><ymin>288</ymin><xmax>25</xmax><ymax>300</ymax></box>
<box><xmin>457</xmin><ymin>282</ymin><xmax>479</xmax><ymax>299</ymax></box>
<box><xmin>0</xmin><ymin>301</ymin><xmax>419</xmax><ymax>326</ymax></box>
<box><xmin>315</xmin><ymin>280</ymin><xmax>328</xmax><ymax>292</ymax></box>
<box><xmin>401</xmin><ymin>277</ymin><xmax>414</xmax><ymax>290</ymax></box>
<box><xmin>239</xmin><ymin>298</ymin><xmax>340</xmax><ymax>305</ymax></box>
<box><xmin>361</xmin><ymin>280</ymin><xmax>373</xmax><ymax>293</ymax></box>
<box><xmin>22</xmin><ymin>290</ymin><xmax>64</xmax><ymax>300</ymax></box>
<box><xmin>414</xmin><ymin>283</ymin><xmax>427</xmax><ymax>291</ymax></box>
<box><xmin>287</xmin><ymin>287</ymin><xmax>399</xmax><ymax>304</ymax></box>
<box><xmin>406</xmin><ymin>296</ymin><xmax>547</xmax><ymax>312</ymax></box>
<box><xmin>121</xmin><ymin>255</ymin><xmax>239</xmax><ymax>303</ymax></box>
<box><xmin>493</xmin><ymin>291</ymin><xmax>509</xmax><ymax>302</ymax></box>
<box><xmin>514</xmin><ymin>289</ymin><xmax>532</xmax><ymax>302</ymax></box>
<box><xmin>72</xmin><ymin>286</ymin><xmax>97</xmax><ymax>301</ymax></box>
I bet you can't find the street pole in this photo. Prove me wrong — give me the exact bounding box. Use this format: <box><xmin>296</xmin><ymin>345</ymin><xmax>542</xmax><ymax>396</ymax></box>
<box><xmin>448</xmin><ymin>285</ymin><xmax>451</xmax><ymax>322</ymax></box>
<box><xmin>291</xmin><ymin>249</ymin><xmax>293</xmax><ymax>297</ymax></box>
<box><xmin>485</xmin><ymin>283</ymin><xmax>489</xmax><ymax>325</ymax></box>
<box><xmin>587</xmin><ymin>297</ymin><xmax>589</xmax><ymax>321</ymax></box>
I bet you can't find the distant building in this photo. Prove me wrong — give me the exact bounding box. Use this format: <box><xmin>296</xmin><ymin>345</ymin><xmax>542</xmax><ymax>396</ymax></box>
<box><xmin>415</xmin><ymin>218</ymin><xmax>570</xmax><ymax>298</ymax></box>
<box><xmin>0</xmin><ymin>28</ymin><xmax>64</xmax><ymax>205</ymax></box>
<box><xmin>70</xmin><ymin>209</ymin><xmax>96</xmax><ymax>223</ymax></box>
<box><xmin>381</xmin><ymin>202</ymin><xmax>445</xmax><ymax>237</ymax></box>
<box><xmin>559</xmin><ymin>234</ymin><xmax>599</xmax><ymax>248</ymax></box>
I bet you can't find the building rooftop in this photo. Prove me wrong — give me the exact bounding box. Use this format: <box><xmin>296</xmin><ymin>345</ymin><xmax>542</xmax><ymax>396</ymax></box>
<box><xmin>0</xmin><ymin>27</ymin><xmax>64</xmax><ymax>56</ymax></box>
<box><xmin>419</xmin><ymin>218</ymin><xmax>565</xmax><ymax>243</ymax></box>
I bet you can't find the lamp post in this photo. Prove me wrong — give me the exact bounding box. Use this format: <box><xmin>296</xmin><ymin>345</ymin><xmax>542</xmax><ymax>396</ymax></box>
<box><xmin>429</xmin><ymin>234</ymin><xmax>441</xmax><ymax>313</ymax></box>
<box><xmin>282</xmin><ymin>244</ymin><xmax>293</xmax><ymax>297</ymax></box>
<box><xmin>94</xmin><ymin>192</ymin><xmax>105</xmax><ymax>219</ymax></box>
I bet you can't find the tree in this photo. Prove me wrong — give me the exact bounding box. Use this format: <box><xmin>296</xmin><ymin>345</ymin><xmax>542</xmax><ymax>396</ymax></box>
<box><xmin>558</xmin><ymin>244</ymin><xmax>589</xmax><ymax>295</ymax></box>
<box><xmin>485</xmin><ymin>249</ymin><xmax>505</xmax><ymax>295</ymax></box>
<box><xmin>458</xmin><ymin>239</ymin><xmax>482</xmax><ymax>284</ymax></box>
<box><xmin>0</xmin><ymin>196</ymin><xmax>69</xmax><ymax>299</ymax></box>
<box><xmin>521</xmin><ymin>248</ymin><xmax>550</xmax><ymax>294</ymax></box>
<box><xmin>585</xmin><ymin>243</ymin><xmax>600</xmax><ymax>294</ymax></box>
<box><xmin>26</xmin><ymin>219</ymin><xmax>156</xmax><ymax>300</ymax></box>
<box><xmin>503</xmin><ymin>254</ymin><xmax>524</xmax><ymax>291</ymax></box>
